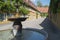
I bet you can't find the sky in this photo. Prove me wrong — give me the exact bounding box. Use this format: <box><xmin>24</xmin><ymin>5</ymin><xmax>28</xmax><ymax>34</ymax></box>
<box><xmin>31</xmin><ymin>0</ymin><xmax>50</xmax><ymax>6</ymax></box>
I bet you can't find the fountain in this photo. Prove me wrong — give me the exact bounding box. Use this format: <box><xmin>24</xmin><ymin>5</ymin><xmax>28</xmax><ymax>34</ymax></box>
<box><xmin>8</xmin><ymin>17</ymin><xmax>27</xmax><ymax>37</ymax></box>
<box><xmin>0</xmin><ymin>17</ymin><xmax>48</xmax><ymax>40</ymax></box>
<box><xmin>7</xmin><ymin>17</ymin><xmax>48</xmax><ymax>40</ymax></box>
<box><xmin>0</xmin><ymin>0</ymin><xmax>48</xmax><ymax>40</ymax></box>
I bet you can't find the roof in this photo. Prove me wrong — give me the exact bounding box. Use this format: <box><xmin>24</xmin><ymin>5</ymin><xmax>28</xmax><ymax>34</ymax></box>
<box><xmin>37</xmin><ymin>7</ymin><xmax>49</xmax><ymax>13</ymax></box>
<box><xmin>24</xmin><ymin>0</ymin><xmax>48</xmax><ymax>13</ymax></box>
<box><xmin>24</xmin><ymin>0</ymin><xmax>41</xmax><ymax>13</ymax></box>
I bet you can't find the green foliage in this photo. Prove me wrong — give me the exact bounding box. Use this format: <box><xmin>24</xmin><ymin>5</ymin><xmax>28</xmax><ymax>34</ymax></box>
<box><xmin>40</xmin><ymin>13</ymin><xmax>48</xmax><ymax>17</ymax></box>
<box><xmin>36</xmin><ymin>0</ymin><xmax>42</xmax><ymax>7</ymax></box>
<box><xmin>19</xmin><ymin>0</ymin><xmax>23</xmax><ymax>3</ymax></box>
<box><xmin>0</xmin><ymin>0</ymin><xmax>16</xmax><ymax>13</ymax></box>
<box><xmin>43</xmin><ymin>5</ymin><xmax>49</xmax><ymax>7</ymax></box>
<box><xmin>0</xmin><ymin>0</ymin><xmax>29</xmax><ymax>16</ymax></box>
<box><xmin>57</xmin><ymin>6</ymin><xmax>60</xmax><ymax>13</ymax></box>
<box><xmin>50</xmin><ymin>0</ymin><xmax>58</xmax><ymax>14</ymax></box>
<box><xmin>0</xmin><ymin>1</ymin><xmax>4</xmax><ymax>9</ymax></box>
<box><xmin>0</xmin><ymin>0</ymin><xmax>4</xmax><ymax>2</ymax></box>
<box><xmin>19</xmin><ymin>6</ymin><xmax>29</xmax><ymax>15</ymax></box>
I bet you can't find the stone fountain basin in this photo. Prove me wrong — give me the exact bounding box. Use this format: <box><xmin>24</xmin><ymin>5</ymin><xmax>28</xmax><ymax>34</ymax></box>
<box><xmin>0</xmin><ymin>28</ymin><xmax>48</xmax><ymax>40</ymax></box>
<box><xmin>8</xmin><ymin>17</ymin><xmax>28</xmax><ymax>21</ymax></box>
<box><xmin>22</xmin><ymin>28</ymin><xmax>48</xmax><ymax>40</ymax></box>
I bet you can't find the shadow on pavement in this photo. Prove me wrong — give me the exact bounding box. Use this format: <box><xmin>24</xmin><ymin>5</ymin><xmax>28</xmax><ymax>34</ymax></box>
<box><xmin>40</xmin><ymin>17</ymin><xmax>60</xmax><ymax>40</ymax></box>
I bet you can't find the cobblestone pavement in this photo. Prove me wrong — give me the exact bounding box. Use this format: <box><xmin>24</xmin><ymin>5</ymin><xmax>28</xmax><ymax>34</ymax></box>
<box><xmin>0</xmin><ymin>17</ymin><xmax>45</xmax><ymax>30</ymax></box>
<box><xmin>0</xmin><ymin>17</ymin><xmax>60</xmax><ymax>40</ymax></box>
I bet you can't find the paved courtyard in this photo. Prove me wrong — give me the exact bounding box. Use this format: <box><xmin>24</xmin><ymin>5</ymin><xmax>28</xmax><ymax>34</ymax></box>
<box><xmin>40</xmin><ymin>17</ymin><xmax>60</xmax><ymax>40</ymax></box>
<box><xmin>0</xmin><ymin>17</ymin><xmax>60</xmax><ymax>40</ymax></box>
<box><xmin>0</xmin><ymin>17</ymin><xmax>45</xmax><ymax>30</ymax></box>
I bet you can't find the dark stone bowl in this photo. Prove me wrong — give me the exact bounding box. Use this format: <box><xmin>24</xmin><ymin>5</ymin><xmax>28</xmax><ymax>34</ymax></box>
<box><xmin>8</xmin><ymin>17</ymin><xmax>28</xmax><ymax>21</ymax></box>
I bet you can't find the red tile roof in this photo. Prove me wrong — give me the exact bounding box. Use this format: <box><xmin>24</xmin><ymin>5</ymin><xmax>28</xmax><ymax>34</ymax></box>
<box><xmin>24</xmin><ymin>0</ymin><xmax>49</xmax><ymax>13</ymax></box>
<box><xmin>37</xmin><ymin>7</ymin><xmax>49</xmax><ymax>13</ymax></box>
<box><xmin>24</xmin><ymin>0</ymin><xmax>40</xmax><ymax>13</ymax></box>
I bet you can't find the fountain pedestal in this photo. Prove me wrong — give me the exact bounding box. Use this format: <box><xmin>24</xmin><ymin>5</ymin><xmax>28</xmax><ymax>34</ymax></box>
<box><xmin>8</xmin><ymin>17</ymin><xmax>27</xmax><ymax>36</ymax></box>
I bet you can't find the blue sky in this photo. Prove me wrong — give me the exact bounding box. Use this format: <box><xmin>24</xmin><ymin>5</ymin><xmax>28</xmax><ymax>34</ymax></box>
<box><xmin>31</xmin><ymin>0</ymin><xmax>50</xmax><ymax>6</ymax></box>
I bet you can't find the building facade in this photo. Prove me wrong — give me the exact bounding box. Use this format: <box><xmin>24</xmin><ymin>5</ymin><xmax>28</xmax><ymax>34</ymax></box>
<box><xmin>27</xmin><ymin>8</ymin><xmax>40</xmax><ymax>20</ymax></box>
<box><xmin>48</xmin><ymin>0</ymin><xmax>60</xmax><ymax>28</ymax></box>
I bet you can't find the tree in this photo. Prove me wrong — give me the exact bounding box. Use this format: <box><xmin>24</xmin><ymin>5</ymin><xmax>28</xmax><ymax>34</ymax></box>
<box><xmin>0</xmin><ymin>1</ymin><xmax>3</xmax><ymax>10</ymax></box>
<box><xmin>36</xmin><ymin>0</ymin><xmax>42</xmax><ymax>7</ymax></box>
<box><xmin>13</xmin><ymin>0</ymin><xmax>30</xmax><ymax>17</ymax></box>
<box><xmin>0</xmin><ymin>0</ymin><xmax>29</xmax><ymax>19</ymax></box>
<box><xmin>19</xmin><ymin>6</ymin><xmax>29</xmax><ymax>17</ymax></box>
<box><xmin>44</xmin><ymin>5</ymin><xmax>49</xmax><ymax>7</ymax></box>
<box><xmin>0</xmin><ymin>0</ymin><xmax>16</xmax><ymax>21</ymax></box>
